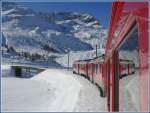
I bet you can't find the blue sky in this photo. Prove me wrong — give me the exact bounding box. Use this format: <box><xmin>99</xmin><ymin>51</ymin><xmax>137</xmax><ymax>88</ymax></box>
<box><xmin>17</xmin><ymin>2</ymin><xmax>112</xmax><ymax>28</ymax></box>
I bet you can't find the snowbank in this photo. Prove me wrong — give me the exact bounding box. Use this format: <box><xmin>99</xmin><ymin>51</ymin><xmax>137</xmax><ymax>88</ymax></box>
<box><xmin>32</xmin><ymin>69</ymin><xmax>82</xmax><ymax>111</ymax></box>
<box><xmin>2</xmin><ymin>69</ymin><xmax>107</xmax><ymax>112</ymax></box>
<box><xmin>1</xmin><ymin>63</ymin><xmax>11</xmax><ymax>77</ymax></box>
<box><xmin>119</xmin><ymin>70</ymin><xmax>140</xmax><ymax>111</ymax></box>
<box><xmin>2</xmin><ymin>77</ymin><xmax>56</xmax><ymax>111</ymax></box>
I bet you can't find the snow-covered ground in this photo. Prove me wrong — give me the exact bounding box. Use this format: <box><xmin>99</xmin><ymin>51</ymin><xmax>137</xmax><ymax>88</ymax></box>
<box><xmin>1</xmin><ymin>69</ymin><xmax>107</xmax><ymax>112</ymax></box>
<box><xmin>1</xmin><ymin>63</ymin><xmax>11</xmax><ymax>77</ymax></box>
<box><xmin>119</xmin><ymin>70</ymin><xmax>140</xmax><ymax>111</ymax></box>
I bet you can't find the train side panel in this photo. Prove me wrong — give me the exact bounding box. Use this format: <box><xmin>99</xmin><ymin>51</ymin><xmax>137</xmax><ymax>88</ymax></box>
<box><xmin>104</xmin><ymin>2</ymin><xmax>148</xmax><ymax>112</ymax></box>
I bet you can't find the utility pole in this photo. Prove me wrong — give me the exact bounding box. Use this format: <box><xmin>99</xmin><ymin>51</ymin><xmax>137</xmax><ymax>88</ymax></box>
<box><xmin>96</xmin><ymin>44</ymin><xmax>97</xmax><ymax>57</ymax></box>
<box><xmin>68</xmin><ymin>50</ymin><xmax>70</xmax><ymax>70</ymax></box>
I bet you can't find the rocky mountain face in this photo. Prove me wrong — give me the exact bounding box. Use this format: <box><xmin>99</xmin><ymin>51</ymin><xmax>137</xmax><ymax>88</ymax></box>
<box><xmin>2</xmin><ymin>2</ymin><xmax>107</xmax><ymax>60</ymax></box>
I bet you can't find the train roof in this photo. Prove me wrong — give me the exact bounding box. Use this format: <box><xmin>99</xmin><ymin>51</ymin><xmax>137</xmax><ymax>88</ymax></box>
<box><xmin>74</xmin><ymin>58</ymin><xmax>92</xmax><ymax>64</ymax></box>
<box><xmin>74</xmin><ymin>54</ymin><xmax>104</xmax><ymax>64</ymax></box>
<box><xmin>120</xmin><ymin>59</ymin><xmax>134</xmax><ymax>64</ymax></box>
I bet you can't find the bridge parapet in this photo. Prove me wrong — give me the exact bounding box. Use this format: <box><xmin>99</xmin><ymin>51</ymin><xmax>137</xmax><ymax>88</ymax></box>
<box><xmin>11</xmin><ymin>65</ymin><xmax>45</xmax><ymax>78</ymax></box>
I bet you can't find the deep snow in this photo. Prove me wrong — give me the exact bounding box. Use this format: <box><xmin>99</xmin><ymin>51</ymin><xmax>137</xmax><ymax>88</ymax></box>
<box><xmin>1</xmin><ymin>63</ymin><xmax>11</xmax><ymax>77</ymax></box>
<box><xmin>119</xmin><ymin>70</ymin><xmax>140</xmax><ymax>111</ymax></box>
<box><xmin>2</xmin><ymin>69</ymin><xmax>107</xmax><ymax>112</ymax></box>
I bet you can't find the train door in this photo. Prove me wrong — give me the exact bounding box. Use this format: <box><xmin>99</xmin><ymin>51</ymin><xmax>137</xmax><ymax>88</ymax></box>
<box><xmin>117</xmin><ymin>25</ymin><xmax>140</xmax><ymax>111</ymax></box>
<box><xmin>89</xmin><ymin>63</ymin><xmax>92</xmax><ymax>81</ymax></box>
<box><xmin>78</xmin><ymin>64</ymin><xmax>79</xmax><ymax>74</ymax></box>
<box><xmin>86</xmin><ymin>63</ymin><xmax>88</xmax><ymax>78</ymax></box>
<box><xmin>92</xmin><ymin>63</ymin><xmax>94</xmax><ymax>83</ymax></box>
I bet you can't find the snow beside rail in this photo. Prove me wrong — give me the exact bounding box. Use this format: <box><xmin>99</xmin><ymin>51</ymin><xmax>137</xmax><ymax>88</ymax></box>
<box><xmin>2</xmin><ymin>69</ymin><xmax>107</xmax><ymax>112</ymax></box>
<box><xmin>1</xmin><ymin>64</ymin><xmax>11</xmax><ymax>77</ymax></box>
<box><xmin>32</xmin><ymin>69</ymin><xmax>82</xmax><ymax>111</ymax></box>
<box><xmin>119</xmin><ymin>70</ymin><xmax>140</xmax><ymax>111</ymax></box>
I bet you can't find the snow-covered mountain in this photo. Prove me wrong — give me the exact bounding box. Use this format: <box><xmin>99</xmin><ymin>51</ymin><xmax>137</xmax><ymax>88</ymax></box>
<box><xmin>2</xmin><ymin>2</ymin><xmax>107</xmax><ymax>67</ymax></box>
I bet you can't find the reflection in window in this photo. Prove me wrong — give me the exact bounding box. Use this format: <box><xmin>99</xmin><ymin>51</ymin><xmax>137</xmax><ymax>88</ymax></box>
<box><xmin>118</xmin><ymin>25</ymin><xmax>140</xmax><ymax>111</ymax></box>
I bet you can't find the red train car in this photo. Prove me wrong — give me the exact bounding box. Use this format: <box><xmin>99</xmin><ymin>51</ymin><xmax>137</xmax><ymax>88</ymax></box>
<box><xmin>73</xmin><ymin>59</ymin><xmax>88</xmax><ymax>77</ymax></box>
<box><xmin>119</xmin><ymin>59</ymin><xmax>135</xmax><ymax>78</ymax></box>
<box><xmin>104</xmin><ymin>2</ymin><xmax>148</xmax><ymax>112</ymax></box>
<box><xmin>73</xmin><ymin>1</ymin><xmax>148</xmax><ymax>112</ymax></box>
<box><xmin>73</xmin><ymin>62</ymin><xmax>79</xmax><ymax>74</ymax></box>
<box><xmin>87</xmin><ymin>56</ymin><xmax>104</xmax><ymax>93</ymax></box>
<box><xmin>73</xmin><ymin>56</ymin><xmax>105</xmax><ymax>95</ymax></box>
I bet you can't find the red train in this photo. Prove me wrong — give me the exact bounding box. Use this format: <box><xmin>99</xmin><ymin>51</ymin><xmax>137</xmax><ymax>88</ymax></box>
<box><xmin>119</xmin><ymin>59</ymin><xmax>135</xmax><ymax>78</ymax></box>
<box><xmin>73</xmin><ymin>56</ymin><xmax>135</xmax><ymax>96</ymax></box>
<box><xmin>73</xmin><ymin>55</ymin><xmax>105</xmax><ymax>96</ymax></box>
<box><xmin>73</xmin><ymin>1</ymin><xmax>148</xmax><ymax>112</ymax></box>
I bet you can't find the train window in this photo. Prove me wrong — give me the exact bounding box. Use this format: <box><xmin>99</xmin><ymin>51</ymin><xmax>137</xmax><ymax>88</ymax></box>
<box><xmin>118</xmin><ymin>25</ymin><xmax>140</xmax><ymax>111</ymax></box>
<box><xmin>95</xmin><ymin>64</ymin><xmax>98</xmax><ymax>74</ymax></box>
<box><xmin>101</xmin><ymin>64</ymin><xmax>103</xmax><ymax>74</ymax></box>
<box><xmin>92</xmin><ymin>64</ymin><xmax>95</xmax><ymax>73</ymax></box>
<box><xmin>95</xmin><ymin>64</ymin><xmax>97</xmax><ymax>73</ymax></box>
<box><xmin>99</xmin><ymin>64</ymin><xmax>101</xmax><ymax>73</ymax></box>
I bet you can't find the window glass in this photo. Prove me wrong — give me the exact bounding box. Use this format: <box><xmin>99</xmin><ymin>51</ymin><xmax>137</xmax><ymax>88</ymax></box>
<box><xmin>118</xmin><ymin>25</ymin><xmax>140</xmax><ymax>111</ymax></box>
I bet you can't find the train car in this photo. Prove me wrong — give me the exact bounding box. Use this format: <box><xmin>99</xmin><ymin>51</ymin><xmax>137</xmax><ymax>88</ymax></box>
<box><xmin>73</xmin><ymin>59</ymin><xmax>90</xmax><ymax>78</ymax></box>
<box><xmin>73</xmin><ymin>61</ymin><xmax>79</xmax><ymax>74</ymax></box>
<box><xmin>79</xmin><ymin>61</ymin><xmax>88</xmax><ymax>77</ymax></box>
<box><xmin>87</xmin><ymin>56</ymin><xmax>104</xmax><ymax>91</ymax></box>
<box><xmin>73</xmin><ymin>55</ymin><xmax>105</xmax><ymax>95</ymax></box>
<box><xmin>92</xmin><ymin>56</ymin><xmax>105</xmax><ymax>96</ymax></box>
<box><xmin>119</xmin><ymin>59</ymin><xmax>135</xmax><ymax>78</ymax></box>
<box><xmin>104</xmin><ymin>2</ymin><xmax>148</xmax><ymax>112</ymax></box>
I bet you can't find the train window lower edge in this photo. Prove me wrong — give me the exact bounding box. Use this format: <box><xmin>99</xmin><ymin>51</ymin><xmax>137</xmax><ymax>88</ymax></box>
<box><xmin>117</xmin><ymin>25</ymin><xmax>140</xmax><ymax>111</ymax></box>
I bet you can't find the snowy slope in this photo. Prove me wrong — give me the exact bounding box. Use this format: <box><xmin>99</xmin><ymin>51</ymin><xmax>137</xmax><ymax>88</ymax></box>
<box><xmin>120</xmin><ymin>70</ymin><xmax>140</xmax><ymax>111</ymax></box>
<box><xmin>2</xmin><ymin>2</ymin><xmax>107</xmax><ymax>62</ymax></box>
<box><xmin>2</xmin><ymin>69</ymin><xmax>107</xmax><ymax>112</ymax></box>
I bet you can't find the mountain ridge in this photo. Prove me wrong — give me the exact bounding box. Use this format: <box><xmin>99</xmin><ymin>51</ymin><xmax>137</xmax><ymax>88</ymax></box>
<box><xmin>2</xmin><ymin>2</ymin><xmax>107</xmax><ymax>63</ymax></box>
